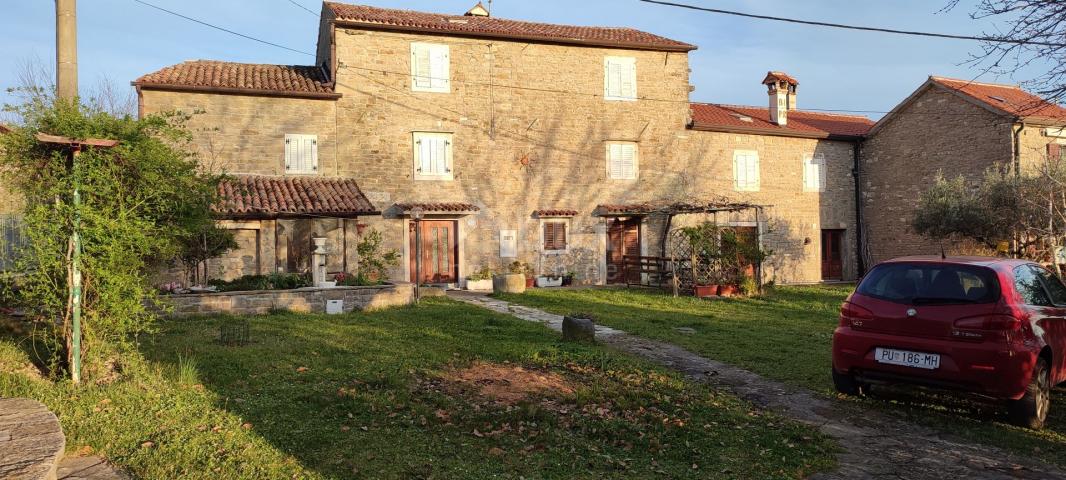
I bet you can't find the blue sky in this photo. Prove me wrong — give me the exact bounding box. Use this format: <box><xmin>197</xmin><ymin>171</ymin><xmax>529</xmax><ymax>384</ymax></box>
<box><xmin>0</xmin><ymin>0</ymin><xmax>1049</xmax><ymax>119</ymax></box>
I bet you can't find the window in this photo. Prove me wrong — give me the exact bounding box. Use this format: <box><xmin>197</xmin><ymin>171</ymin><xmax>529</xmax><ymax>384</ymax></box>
<box><xmin>1032</xmin><ymin>266</ymin><xmax>1066</xmax><ymax>305</ymax></box>
<box><xmin>284</xmin><ymin>134</ymin><xmax>318</xmax><ymax>174</ymax></box>
<box><xmin>411</xmin><ymin>42</ymin><xmax>450</xmax><ymax>93</ymax></box>
<box><xmin>413</xmin><ymin>132</ymin><xmax>453</xmax><ymax>180</ymax></box>
<box><xmin>1050</xmin><ymin>142</ymin><xmax>1064</xmax><ymax>163</ymax></box>
<box><xmin>1014</xmin><ymin>265</ymin><xmax>1052</xmax><ymax>306</ymax></box>
<box><xmin>604</xmin><ymin>56</ymin><xmax>636</xmax><ymax>101</ymax></box>
<box><xmin>857</xmin><ymin>263</ymin><xmax>1000</xmax><ymax>305</ymax></box>
<box><xmin>803</xmin><ymin>153</ymin><xmax>826</xmax><ymax>192</ymax></box>
<box><xmin>606</xmin><ymin>142</ymin><xmax>638</xmax><ymax>180</ymax></box>
<box><xmin>733</xmin><ymin>150</ymin><xmax>760</xmax><ymax>191</ymax></box>
<box><xmin>542</xmin><ymin>221</ymin><xmax>568</xmax><ymax>252</ymax></box>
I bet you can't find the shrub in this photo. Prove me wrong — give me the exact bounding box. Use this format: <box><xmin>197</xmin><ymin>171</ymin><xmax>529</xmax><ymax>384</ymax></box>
<box><xmin>355</xmin><ymin>229</ymin><xmax>399</xmax><ymax>285</ymax></box>
<box><xmin>467</xmin><ymin>266</ymin><xmax>493</xmax><ymax>281</ymax></box>
<box><xmin>207</xmin><ymin>273</ymin><xmax>310</xmax><ymax>292</ymax></box>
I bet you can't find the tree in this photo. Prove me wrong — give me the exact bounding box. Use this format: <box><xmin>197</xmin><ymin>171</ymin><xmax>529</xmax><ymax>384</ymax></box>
<box><xmin>0</xmin><ymin>94</ymin><xmax>228</xmax><ymax>379</ymax></box>
<box><xmin>913</xmin><ymin>158</ymin><xmax>1066</xmax><ymax>261</ymax></box>
<box><xmin>947</xmin><ymin>0</ymin><xmax>1066</xmax><ymax>107</ymax></box>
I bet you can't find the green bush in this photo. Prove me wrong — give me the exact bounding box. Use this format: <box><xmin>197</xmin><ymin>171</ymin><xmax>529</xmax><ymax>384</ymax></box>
<box><xmin>355</xmin><ymin>229</ymin><xmax>399</xmax><ymax>284</ymax></box>
<box><xmin>207</xmin><ymin>273</ymin><xmax>310</xmax><ymax>292</ymax></box>
<box><xmin>466</xmin><ymin>266</ymin><xmax>493</xmax><ymax>281</ymax></box>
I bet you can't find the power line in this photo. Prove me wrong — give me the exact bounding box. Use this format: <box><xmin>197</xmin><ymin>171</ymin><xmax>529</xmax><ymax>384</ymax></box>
<box><xmin>131</xmin><ymin>0</ymin><xmax>316</xmax><ymax>56</ymax></box>
<box><xmin>639</xmin><ymin>0</ymin><xmax>1066</xmax><ymax>48</ymax></box>
<box><xmin>131</xmin><ymin>0</ymin><xmax>1040</xmax><ymax>119</ymax></box>
<box><xmin>283</xmin><ymin>0</ymin><xmax>318</xmax><ymax>17</ymax></box>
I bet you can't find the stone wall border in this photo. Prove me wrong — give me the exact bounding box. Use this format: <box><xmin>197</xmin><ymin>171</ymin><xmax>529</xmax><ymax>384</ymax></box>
<box><xmin>163</xmin><ymin>283</ymin><xmax>415</xmax><ymax>317</ymax></box>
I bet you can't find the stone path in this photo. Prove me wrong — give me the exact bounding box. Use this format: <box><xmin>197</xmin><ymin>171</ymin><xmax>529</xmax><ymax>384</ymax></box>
<box><xmin>450</xmin><ymin>292</ymin><xmax>1066</xmax><ymax>480</ymax></box>
<box><xmin>0</xmin><ymin>397</ymin><xmax>126</xmax><ymax>480</ymax></box>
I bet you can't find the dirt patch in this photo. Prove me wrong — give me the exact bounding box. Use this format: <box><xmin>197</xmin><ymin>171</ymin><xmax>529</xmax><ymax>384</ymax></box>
<box><xmin>435</xmin><ymin>361</ymin><xmax>576</xmax><ymax>405</ymax></box>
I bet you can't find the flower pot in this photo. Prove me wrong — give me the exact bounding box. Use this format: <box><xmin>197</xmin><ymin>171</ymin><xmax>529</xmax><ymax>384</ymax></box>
<box><xmin>525</xmin><ymin>277</ymin><xmax>536</xmax><ymax>288</ymax></box>
<box><xmin>492</xmin><ymin>273</ymin><xmax>526</xmax><ymax>294</ymax></box>
<box><xmin>536</xmin><ymin>276</ymin><xmax>563</xmax><ymax>288</ymax></box>
<box><xmin>694</xmin><ymin>284</ymin><xmax>718</xmax><ymax>298</ymax></box>
<box><xmin>718</xmin><ymin>284</ymin><xmax>738</xmax><ymax>297</ymax></box>
<box><xmin>464</xmin><ymin>278</ymin><xmax>494</xmax><ymax>291</ymax></box>
<box><xmin>562</xmin><ymin>276</ymin><xmax>574</xmax><ymax>286</ymax></box>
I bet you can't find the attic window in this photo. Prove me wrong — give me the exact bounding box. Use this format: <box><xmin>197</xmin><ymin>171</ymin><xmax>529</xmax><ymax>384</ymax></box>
<box><xmin>732</xmin><ymin>113</ymin><xmax>754</xmax><ymax>123</ymax></box>
<box><xmin>989</xmin><ymin>95</ymin><xmax>1007</xmax><ymax>103</ymax></box>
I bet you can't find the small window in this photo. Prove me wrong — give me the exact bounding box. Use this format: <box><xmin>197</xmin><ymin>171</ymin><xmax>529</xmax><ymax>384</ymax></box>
<box><xmin>284</xmin><ymin>134</ymin><xmax>318</xmax><ymax>174</ymax></box>
<box><xmin>1014</xmin><ymin>265</ymin><xmax>1052</xmax><ymax>306</ymax></box>
<box><xmin>803</xmin><ymin>153</ymin><xmax>826</xmax><ymax>192</ymax></box>
<box><xmin>604</xmin><ymin>56</ymin><xmax>637</xmax><ymax>101</ymax></box>
<box><xmin>412</xmin><ymin>132</ymin><xmax>453</xmax><ymax>180</ymax></box>
<box><xmin>543</xmin><ymin>221</ymin><xmax>568</xmax><ymax>252</ymax></box>
<box><xmin>606</xmin><ymin>142</ymin><xmax>638</xmax><ymax>180</ymax></box>
<box><xmin>411</xmin><ymin>42</ymin><xmax>450</xmax><ymax>93</ymax></box>
<box><xmin>733</xmin><ymin>150</ymin><xmax>760</xmax><ymax>192</ymax></box>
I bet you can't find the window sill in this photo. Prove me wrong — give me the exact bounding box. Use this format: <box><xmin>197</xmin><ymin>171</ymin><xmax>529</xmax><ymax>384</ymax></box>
<box><xmin>413</xmin><ymin>175</ymin><xmax>454</xmax><ymax>181</ymax></box>
<box><xmin>604</xmin><ymin>96</ymin><xmax>637</xmax><ymax>102</ymax></box>
<box><xmin>285</xmin><ymin>170</ymin><xmax>319</xmax><ymax>175</ymax></box>
<box><xmin>412</xmin><ymin>87</ymin><xmax>451</xmax><ymax>94</ymax></box>
<box><xmin>541</xmin><ymin>250</ymin><xmax>569</xmax><ymax>256</ymax></box>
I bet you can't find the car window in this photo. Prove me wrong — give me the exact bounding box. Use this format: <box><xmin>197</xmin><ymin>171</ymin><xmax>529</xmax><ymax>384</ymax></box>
<box><xmin>1032</xmin><ymin>266</ymin><xmax>1066</xmax><ymax>306</ymax></box>
<box><xmin>1014</xmin><ymin>265</ymin><xmax>1052</xmax><ymax>307</ymax></box>
<box><xmin>856</xmin><ymin>263</ymin><xmax>999</xmax><ymax>305</ymax></box>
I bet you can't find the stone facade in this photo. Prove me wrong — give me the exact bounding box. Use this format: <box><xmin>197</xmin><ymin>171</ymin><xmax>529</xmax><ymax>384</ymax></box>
<box><xmin>861</xmin><ymin>83</ymin><xmax>1066</xmax><ymax>266</ymax></box>
<box><xmin>164</xmin><ymin>282</ymin><xmax>414</xmax><ymax>317</ymax></box>
<box><xmin>137</xmin><ymin>10</ymin><xmax>864</xmax><ymax>285</ymax></box>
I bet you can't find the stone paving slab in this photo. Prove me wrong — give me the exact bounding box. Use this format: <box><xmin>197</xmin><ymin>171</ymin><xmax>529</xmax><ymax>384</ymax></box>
<box><xmin>0</xmin><ymin>397</ymin><xmax>65</xmax><ymax>480</ymax></box>
<box><xmin>450</xmin><ymin>292</ymin><xmax>1066</xmax><ymax>480</ymax></box>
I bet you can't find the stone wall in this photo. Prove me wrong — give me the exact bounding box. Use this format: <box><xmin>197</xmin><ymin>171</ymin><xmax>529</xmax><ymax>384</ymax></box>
<box><xmin>860</xmin><ymin>86</ymin><xmax>1014</xmax><ymax>266</ymax></box>
<box><xmin>164</xmin><ymin>283</ymin><xmax>414</xmax><ymax>317</ymax></box>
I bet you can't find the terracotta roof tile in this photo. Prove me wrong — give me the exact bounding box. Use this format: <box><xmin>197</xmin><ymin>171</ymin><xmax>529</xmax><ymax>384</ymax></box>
<box><xmin>135</xmin><ymin>61</ymin><xmax>338</xmax><ymax>98</ymax></box>
<box><xmin>931</xmin><ymin>77</ymin><xmax>1066</xmax><ymax>122</ymax></box>
<box><xmin>689</xmin><ymin>103</ymin><xmax>873</xmax><ymax>139</ymax></box>
<box><xmin>762</xmin><ymin>71</ymin><xmax>798</xmax><ymax>86</ymax></box>
<box><xmin>215</xmin><ymin>175</ymin><xmax>378</xmax><ymax>218</ymax></box>
<box><xmin>325</xmin><ymin>2</ymin><xmax>695</xmax><ymax>52</ymax></box>
<box><xmin>533</xmin><ymin>209</ymin><xmax>578</xmax><ymax>217</ymax></box>
<box><xmin>395</xmin><ymin>202</ymin><xmax>480</xmax><ymax>213</ymax></box>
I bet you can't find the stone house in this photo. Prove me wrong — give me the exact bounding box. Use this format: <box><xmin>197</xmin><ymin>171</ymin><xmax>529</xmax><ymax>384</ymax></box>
<box><xmin>861</xmin><ymin>76</ymin><xmax>1066</xmax><ymax>265</ymax></box>
<box><xmin>134</xmin><ymin>2</ymin><xmax>872</xmax><ymax>286</ymax></box>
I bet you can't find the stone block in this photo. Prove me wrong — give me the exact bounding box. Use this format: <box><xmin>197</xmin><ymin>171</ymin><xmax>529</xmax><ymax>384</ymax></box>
<box><xmin>562</xmin><ymin>316</ymin><xmax>596</xmax><ymax>342</ymax></box>
<box><xmin>493</xmin><ymin>274</ymin><xmax>526</xmax><ymax>294</ymax></box>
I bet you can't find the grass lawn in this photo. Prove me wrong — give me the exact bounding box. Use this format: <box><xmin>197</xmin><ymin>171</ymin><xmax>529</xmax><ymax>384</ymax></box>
<box><xmin>496</xmin><ymin>286</ymin><xmax>1066</xmax><ymax>468</ymax></box>
<box><xmin>0</xmin><ymin>298</ymin><xmax>835</xmax><ymax>479</ymax></box>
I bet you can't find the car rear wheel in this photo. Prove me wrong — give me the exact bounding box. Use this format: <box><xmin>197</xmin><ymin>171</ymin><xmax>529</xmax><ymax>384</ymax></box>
<box><xmin>832</xmin><ymin>368</ymin><xmax>867</xmax><ymax>396</ymax></box>
<box><xmin>1008</xmin><ymin>357</ymin><xmax>1051</xmax><ymax>430</ymax></box>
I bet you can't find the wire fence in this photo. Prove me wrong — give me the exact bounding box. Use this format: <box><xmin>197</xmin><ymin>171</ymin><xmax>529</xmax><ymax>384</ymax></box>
<box><xmin>0</xmin><ymin>214</ymin><xmax>27</xmax><ymax>271</ymax></box>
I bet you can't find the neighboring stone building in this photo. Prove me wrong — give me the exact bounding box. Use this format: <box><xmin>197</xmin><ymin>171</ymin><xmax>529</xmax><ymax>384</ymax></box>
<box><xmin>135</xmin><ymin>2</ymin><xmax>872</xmax><ymax>285</ymax></box>
<box><xmin>861</xmin><ymin>76</ymin><xmax>1066</xmax><ymax>265</ymax></box>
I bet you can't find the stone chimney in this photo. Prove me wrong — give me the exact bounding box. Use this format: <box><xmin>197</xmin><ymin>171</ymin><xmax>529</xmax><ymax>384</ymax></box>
<box><xmin>762</xmin><ymin>71</ymin><xmax>798</xmax><ymax>126</ymax></box>
<box><xmin>465</xmin><ymin>2</ymin><xmax>490</xmax><ymax>17</ymax></box>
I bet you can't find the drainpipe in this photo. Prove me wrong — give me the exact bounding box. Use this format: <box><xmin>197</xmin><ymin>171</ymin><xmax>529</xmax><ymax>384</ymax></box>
<box><xmin>852</xmin><ymin>140</ymin><xmax>866</xmax><ymax>277</ymax></box>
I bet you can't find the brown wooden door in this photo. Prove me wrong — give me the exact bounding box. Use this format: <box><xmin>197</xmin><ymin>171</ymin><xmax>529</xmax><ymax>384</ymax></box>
<box><xmin>606</xmin><ymin>218</ymin><xmax>641</xmax><ymax>284</ymax></box>
<box><xmin>821</xmin><ymin>229</ymin><xmax>844</xmax><ymax>280</ymax></box>
<box><xmin>409</xmin><ymin>220</ymin><xmax>458</xmax><ymax>284</ymax></box>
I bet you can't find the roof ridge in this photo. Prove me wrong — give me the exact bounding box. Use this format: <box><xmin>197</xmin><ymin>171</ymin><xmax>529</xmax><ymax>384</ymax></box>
<box><xmin>182</xmin><ymin>59</ymin><xmax>319</xmax><ymax>68</ymax></box>
<box><xmin>692</xmin><ymin>102</ymin><xmax>872</xmax><ymax>120</ymax></box>
<box><xmin>930</xmin><ymin>76</ymin><xmax>1021</xmax><ymax>89</ymax></box>
<box><xmin>326</xmin><ymin>1</ymin><xmax>654</xmax><ymax>32</ymax></box>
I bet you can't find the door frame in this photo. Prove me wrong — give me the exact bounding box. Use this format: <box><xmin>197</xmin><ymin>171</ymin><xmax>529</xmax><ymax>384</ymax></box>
<box><xmin>402</xmin><ymin>216</ymin><xmax>466</xmax><ymax>284</ymax></box>
<box><xmin>605</xmin><ymin>216</ymin><xmax>642</xmax><ymax>285</ymax></box>
<box><xmin>821</xmin><ymin>229</ymin><xmax>846</xmax><ymax>281</ymax></box>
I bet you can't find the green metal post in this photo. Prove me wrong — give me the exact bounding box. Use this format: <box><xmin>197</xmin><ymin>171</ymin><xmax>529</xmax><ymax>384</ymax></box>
<box><xmin>70</xmin><ymin>147</ymin><xmax>82</xmax><ymax>384</ymax></box>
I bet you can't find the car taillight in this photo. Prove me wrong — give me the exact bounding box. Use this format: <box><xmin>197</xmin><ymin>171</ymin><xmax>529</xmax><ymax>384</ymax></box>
<box><xmin>839</xmin><ymin>302</ymin><xmax>873</xmax><ymax>328</ymax></box>
<box><xmin>952</xmin><ymin>314</ymin><xmax>1021</xmax><ymax>340</ymax></box>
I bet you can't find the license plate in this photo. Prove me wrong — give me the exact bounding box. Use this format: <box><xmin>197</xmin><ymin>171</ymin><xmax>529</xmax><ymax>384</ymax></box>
<box><xmin>875</xmin><ymin>348</ymin><xmax>940</xmax><ymax>370</ymax></box>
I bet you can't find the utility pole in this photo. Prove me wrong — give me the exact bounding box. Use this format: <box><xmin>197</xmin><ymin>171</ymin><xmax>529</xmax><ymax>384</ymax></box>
<box><xmin>56</xmin><ymin>0</ymin><xmax>77</xmax><ymax>100</ymax></box>
<box><xmin>56</xmin><ymin>0</ymin><xmax>82</xmax><ymax>383</ymax></box>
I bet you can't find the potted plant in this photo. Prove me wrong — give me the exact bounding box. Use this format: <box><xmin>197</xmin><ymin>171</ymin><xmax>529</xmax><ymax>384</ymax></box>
<box><xmin>509</xmin><ymin>261</ymin><xmax>536</xmax><ymax>288</ymax></box>
<box><xmin>681</xmin><ymin>223</ymin><xmax>722</xmax><ymax>298</ymax></box>
<box><xmin>463</xmin><ymin>266</ymin><xmax>494</xmax><ymax>291</ymax></box>
<box><xmin>561</xmin><ymin>270</ymin><xmax>576</xmax><ymax>286</ymax></box>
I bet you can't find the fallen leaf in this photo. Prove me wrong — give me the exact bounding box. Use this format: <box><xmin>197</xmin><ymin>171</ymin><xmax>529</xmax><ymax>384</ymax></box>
<box><xmin>488</xmin><ymin>447</ymin><xmax>505</xmax><ymax>456</ymax></box>
<box><xmin>296</xmin><ymin>367</ymin><xmax>309</xmax><ymax>373</ymax></box>
<box><xmin>140</xmin><ymin>441</ymin><xmax>155</xmax><ymax>449</ymax></box>
<box><xmin>241</xmin><ymin>423</ymin><xmax>253</xmax><ymax>430</ymax></box>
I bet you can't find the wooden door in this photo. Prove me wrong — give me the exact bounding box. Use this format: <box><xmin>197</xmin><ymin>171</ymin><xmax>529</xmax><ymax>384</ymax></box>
<box><xmin>409</xmin><ymin>220</ymin><xmax>458</xmax><ymax>284</ymax></box>
<box><xmin>606</xmin><ymin>218</ymin><xmax>641</xmax><ymax>284</ymax></box>
<box><xmin>821</xmin><ymin>229</ymin><xmax>844</xmax><ymax>280</ymax></box>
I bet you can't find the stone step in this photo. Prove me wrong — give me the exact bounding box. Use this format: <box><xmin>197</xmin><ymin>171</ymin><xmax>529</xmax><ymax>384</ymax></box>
<box><xmin>0</xmin><ymin>397</ymin><xmax>65</xmax><ymax>480</ymax></box>
<box><xmin>56</xmin><ymin>456</ymin><xmax>126</xmax><ymax>480</ymax></box>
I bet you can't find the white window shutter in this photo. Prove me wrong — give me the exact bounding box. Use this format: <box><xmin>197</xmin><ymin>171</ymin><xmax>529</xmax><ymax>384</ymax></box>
<box><xmin>412</xmin><ymin>44</ymin><xmax>432</xmax><ymax>90</ymax></box>
<box><xmin>608</xmin><ymin>144</ymin><xmax>622</xmax><ymax>178</ymax></box>
<box><xmin>621</xmin><ymin>144</ymin><xmax>636</xmax><ymax>178</ymax></box>
<box><xmin>816</xmin><ymin>154</ymin><xmax>826</xmax><ymax>190</ymax></box>
<box><xmin>308</xmin><ymin>136</ymin><xmax>318</xmax><ymax>172</ymax></box>
<box><xmin>284</xmin><ymin>135</ymin><xmax>295</xmax><ymax>171</ymax></box>
<box><xmin>607</xmin><ymin>62</ymin><xmax>623</xmax><ymax>98</ymax></box>
<box><xmin>430</xmin><ymin>45</ymin><xmax>450</xmax><ymax>91</ymax></box>
<box><xmin>748</xmin><ymin>154</ymin><xmax>760</xmax><ymax>190</ymax></box>
<box><xmin>621</xmin><ymin>61</ymin><xmax>636</xmax><ymax>99</ymax></box>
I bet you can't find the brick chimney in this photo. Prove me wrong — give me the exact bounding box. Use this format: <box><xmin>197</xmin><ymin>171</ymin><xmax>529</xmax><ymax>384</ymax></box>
<box><xmin>762</xmin><ymin>71</ymin><xmax>798</xmax><ymax>126</ymax></box>
<box><xmin>465</xmin><ymin>2</ymin><xmax>490</xmax><ymax>17</ymax></box>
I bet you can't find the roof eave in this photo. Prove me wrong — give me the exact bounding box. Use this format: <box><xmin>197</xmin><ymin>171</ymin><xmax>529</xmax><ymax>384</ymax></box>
<box><xmin>1020</xmin><ymin>115</ymin><xmax>1066</xmax><ymax>127</ymax></box>
<box><xmin>133</xmin><ymin>82</ymin><xmax>342</xmax><ymax>100</ymax></box>
<box><xmin>332</xmin><ymin>19</ymin><xmax>697</xmax><ymax>52</ymax></box>
<box><xmin>214</xmin><ymin>210</ymin><xmax>381</xmax><ymax>220</ymax></box>
<box><xmin>687</xmin><ymin>123</ymin><xmax>831</xmax><ymax>140</ymax></box>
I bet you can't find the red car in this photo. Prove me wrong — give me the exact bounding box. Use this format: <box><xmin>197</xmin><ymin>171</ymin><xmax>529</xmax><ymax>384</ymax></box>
<box><xmin>832</xmin><ymin>256</ymin><xmax>1066</xmax><ymax>429</ymax></box>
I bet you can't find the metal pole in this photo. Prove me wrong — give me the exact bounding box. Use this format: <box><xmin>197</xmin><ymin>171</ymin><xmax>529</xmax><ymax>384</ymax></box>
<box><xmin>414</xmin><ymin>220</ymin><xmax>421</xmax><ymax>303</ymax></box>
<box><xmin>56</xmin><ymin>0</ymin><xmax>78</xmax><ymax>100</ymax></box>
<box><xmin>70</xmin><ymin>147</ymin><xmax>82</xmax><ymax>384</ymax></box>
